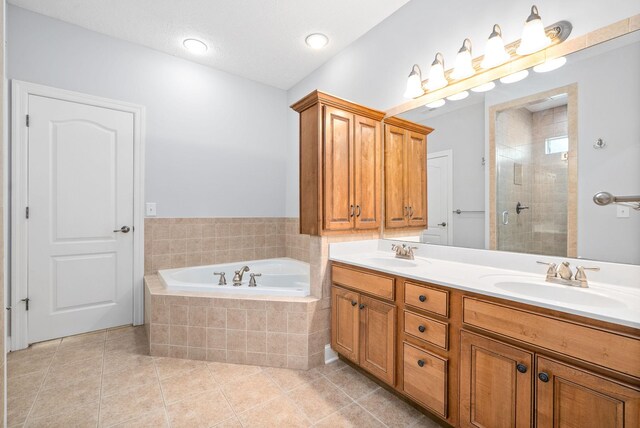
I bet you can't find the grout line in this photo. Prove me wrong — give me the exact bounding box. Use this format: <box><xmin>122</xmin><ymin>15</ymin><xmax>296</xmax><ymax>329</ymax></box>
<box><xmin>95</xmin><ymin>334</ymin><xmax>107</xmax><ymax>428</ymax></box>
<box><xmin>20</xmin><ymin>339</ymin><xmax>62</xmax><ymax>425</ymax></box>
<box><xmin>152</xmin><ymin>359</ymin><xmax>173</xmax><ymax>427</ymax></box>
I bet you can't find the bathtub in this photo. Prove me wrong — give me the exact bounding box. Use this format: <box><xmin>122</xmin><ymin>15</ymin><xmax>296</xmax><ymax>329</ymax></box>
<box><xmin>158</xmin><ymin>258</ymin><xmax>310</xmax><ymax>297</ymax></box>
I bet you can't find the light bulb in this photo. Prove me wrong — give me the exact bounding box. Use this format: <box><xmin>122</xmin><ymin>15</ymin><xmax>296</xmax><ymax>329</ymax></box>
<box><xmin>500</xmin><ymin>70</ymin><xmax>529</xmax><ymax>84</ymax></box>
<box><xmin>533</xmin><ymin>57</ymin><xmax>566</xmax><ymax>72</ymax></box>
<box><xmin>183</xmin><ymin>39</ymin><xmax>208</xmax><ymax>55</ymax></box>
<box><xmin>425</xmin><ymin>53</ymin><xmax>448</xmax><ymax>91</ymax></box>
<box><xmin>471</xmin><ymin>82</ymin><xmax>496</xmax><ymax>93</ymax></box>
<box><xmin>425</xmin><ymin>99</ymin><xmax>446</xmax><ymax>109</ymax></box>
<box><xmin>446</xmin><ymin>91</ymin><xmax>469</xmax><ymax>101</ymax></box>
<box><xmin>403</xmin><ymin>64</ymin><xmax>424</xmax><ymax>99</ymax></box>
<box><xmin>451</xmin><ymin>39</ymin><xmax>475</xmax><ymax>80</ymax></box>
<box><xmin>516</xmin><ymin>5</ymin><xmax>551</xmax><ymax>55</ymax></box>
<box><xmin>305</xmin><ymin>33</ymin><xmax>329</xmax><ymax>49</ymax></box>
<box><xmin>481</xmin><ymin>25</ymin><xmax>510</xmax><ymax>69</ymax></box>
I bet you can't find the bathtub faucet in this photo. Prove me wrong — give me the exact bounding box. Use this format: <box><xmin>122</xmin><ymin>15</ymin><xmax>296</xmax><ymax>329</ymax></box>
<box><xmin>232</xmin><ymin>266</ymin><xmax>250</xmax><ymax>286</ymax></box>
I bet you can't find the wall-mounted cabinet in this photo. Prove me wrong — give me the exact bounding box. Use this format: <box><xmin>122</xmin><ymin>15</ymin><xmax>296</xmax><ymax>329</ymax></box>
<box><xmin>383</xmin><ymin>117</ymin><xmax>433</xmax><ymax>229</ymax></box>
<box><xmin>291</xmin><ymin>91</ymin><xmax>385</xmax><ymax>236</ymax></box>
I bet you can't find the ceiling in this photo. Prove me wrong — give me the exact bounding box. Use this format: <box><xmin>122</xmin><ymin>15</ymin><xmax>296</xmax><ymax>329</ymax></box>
<box><xmin>9</xmin><ymin>0</ymin><xmax>410</xmax><ymax>89</ymax></box>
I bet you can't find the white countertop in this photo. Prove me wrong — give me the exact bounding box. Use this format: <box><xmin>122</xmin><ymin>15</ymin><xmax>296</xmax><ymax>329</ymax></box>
<box><xmin>329</xmin><ymin>240</ymin><xmax>640</xmax><ymax>329</ymax></box>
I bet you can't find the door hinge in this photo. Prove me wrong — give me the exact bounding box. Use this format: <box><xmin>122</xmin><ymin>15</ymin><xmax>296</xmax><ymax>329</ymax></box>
<box><xmin>26</xmin><ymin>114</ymin><xmax>30</xmax><ymax>127</ymax></box>
<box><xmin>21</xmin><ymin>298</ymin><xmax>30</xmax><ymax>311</ymax></box>
<box><xmin>25</xmin><ymin>206</ymin><xmax>29</xmax><ymax>219</ymax></box>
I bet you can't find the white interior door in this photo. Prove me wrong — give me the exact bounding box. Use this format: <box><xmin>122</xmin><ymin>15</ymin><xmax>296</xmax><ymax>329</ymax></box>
<box><xmin>423</xmin><ymin>151</ymin><xmax>453</xmax><ymax>245</ymax></box>
<box><xmin>27</xmin><ymin>94</ymin><xmax>135</xmax><ymax>343</ymax></box>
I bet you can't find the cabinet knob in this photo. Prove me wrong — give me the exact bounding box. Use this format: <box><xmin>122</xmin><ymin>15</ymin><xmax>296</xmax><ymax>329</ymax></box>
<box><xmin>419</xmin><ymin>295</ymin><xmax>427</xmax><ymax>302</ymax></box>
<box><xmin>359</xmin><ymin>304</ymin><xmax>365</xmax><ymax>310</ymax></box>
<box><xmin>351</xmin><ymin>300</ymin><xmax>357</xmax><ymax>306</ymax></box>
<box><xmin>516</xmin><ymin>363</ymin><xmax>528</xmax><ymax>373</ymax></box>
<box><xmin>418</xmin><ymin>325</ymin><xmax>426</xmax><ymax>333</ymax></box>
<box><xmin>538</xmin><ymin>372</ymin><xmax>550</xmax><ymax>382</ymax></box>
<box><xmin>417</xmin><ymin>359</ymin><xmax>425</xmax><ymax>367</ymax></box>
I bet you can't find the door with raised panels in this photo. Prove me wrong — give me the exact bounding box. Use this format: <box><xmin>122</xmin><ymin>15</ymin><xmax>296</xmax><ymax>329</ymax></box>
<box><xmin>27</xmin><ymin>94</ymin><xmax>134</xmax><ymax>343</ymax></box>
<box><xmin>359</xmin><ymin>295</ymin><xmax>396</xmax><ymax>385</ymax></box>
<box><xmin>323</xmin><ymin>106</ymin><xmax>354</xmax><ymax>231</ymax></box>
<box><xmin>460</xmin><ymin>331</ymin><xmax>534</xmax><ymax>428</ymax></box>
<box><xmin>353</xmin><ymin>116</ymin><xmax>381</xmax><ymax>230</ymax></box>
<box><xmin>331</xmin><ymin>286</ymin><xmax>360</xmax><ymax>363</ymax></box>
<box><xmin>536</xmin><ymin>356</ymin><xmax>640</xmax><ymax>428</ymax></box>
<box><xmin>424</xmin><ymin>151</ymin><xmax>452</xmax><ymax>244</ymax></box>
<box><xmin>406</xmin><ymin>131</ymin><xmax>428</xmax><ymax>227</ymax></box>
<box><xmin>384</xmin><ymin>125</ymin><xmax>408</xmax><ymax>228</ymax></box>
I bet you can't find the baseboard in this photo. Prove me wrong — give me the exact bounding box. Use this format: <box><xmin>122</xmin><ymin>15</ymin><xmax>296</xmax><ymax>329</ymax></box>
<box><xmin>324</xmin><ymin>344</ymin><xmax>338</xmax><ymax>364</ymax></box>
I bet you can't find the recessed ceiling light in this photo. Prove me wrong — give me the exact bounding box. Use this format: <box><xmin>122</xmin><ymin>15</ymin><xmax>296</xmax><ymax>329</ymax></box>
<box><xmin>183</xmin><ymin>38</ymin><xmax>208</xmax><ymax>55</ymax></box>
<box><xmin>305</xmin><ymin>33</ymin><xmax>329</xmax><ymax>49</ymax></box>
<box><xmin>533</xmin><ymin>57</ymin><xmax>567</xmax><ymax>73</ymax></box>
<box><xmin>470</xmin><ymin>81</ymin><xmax>496</xmax><ymax>92</ymax></box>
<box><xmin>425</xmin><ymin>99</ymin><xmax>446</xmax><ymax>109</ymax></box>
<box><xmin>446</xmin><ymin>91</ymin><xmax>469</xmax><ymax>101</ymax></box>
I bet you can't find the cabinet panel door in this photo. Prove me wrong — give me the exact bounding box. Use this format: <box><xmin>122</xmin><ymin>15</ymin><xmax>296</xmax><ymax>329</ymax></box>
<box><xmin>537</xmin><ymin>357</ymin><xmax>640</xmax><ymax>428</ymax></box>
<box><xmin>359</xmin><ymin>295</ymin><xmax>396</xmax><ymax>385</ymax></box>
<box><xmin>331</xmin><ymin>286</ymin><xmax>360</xmax><ymax>363</ymax></box>
<box><xmin>460</xmin><ymin>331</ymin><xmax>534</xmax><ymax>428</ymax></box>
<box><xmin>354</xmin><ymin>116</ymin><xmax>381</xmax><ymax>230</ymax></box>
<box><xmin>384</xmin><ymin>125</ymin><xmax>408</xmax><ymax>228</ymax></box>
<box><xmin>323</xmin><ymin>106</ymin><xmax>354</xmax><ymax>230</ymax></box>
<box><xmin>406</xmin><ymin>131</ymin><xmax>427</xmax><ymax>227</ymax></box>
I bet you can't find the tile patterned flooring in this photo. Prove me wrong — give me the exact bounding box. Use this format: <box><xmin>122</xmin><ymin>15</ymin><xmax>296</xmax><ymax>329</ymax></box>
<box><xmin>7</xmin><ymin>326</ymin><xmax>444</xmax><ymax>428</ymax></box>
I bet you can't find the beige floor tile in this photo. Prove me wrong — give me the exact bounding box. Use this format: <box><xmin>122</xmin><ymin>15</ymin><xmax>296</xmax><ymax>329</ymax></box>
<box><xmin>99</xmin><ymin>381</ymin><xmax>165</xmax><ymax>427</ymax></box>
<box><xmin>42</xmin><ymin>357</ymin><xmax>103</xmax><ymax>390</ymax></box>
<box><xmin>105</xmin><ymin>334</ymin><xmax>149</xmax><ymax>354</ymax></box>
<box><xmin>213</xmin><ymin>417</ymin><xmax>243</xmax><ymax>428</ymax></box>
<box><xmin>50</xmin><ymin>344</ymin><xmax>104</xmax><ymax>367</ymax></box>
<box><xmin>411</xmin><ymin>415</ymin><xmax>445</xmax><ymax>428</ymax></box>
<box><xmin>313</xmin><ymin>402</ymin><xmax>385</xmax><ymax>428</ymax></box>
<box><xmin>357</xmin><ymin>388</ymin><xmax>426</xmax><ymax>428</ymax></box>
<box><xmin>103</xmin><ymin>353</ymin><xmax>154</xmax><ymax>375</ymax></box>
<box><xmin>286</xmin><ymin>377</ymin><xmax>352</xmax><ymax>423</ymax></box>
<box><xmin>324</xmin><ymin>365</ymin><xmax>380</xmax><ymax>400</ymax></box>
<box><xmin>110</xmin><ymin>409</ymin><xmax>169</xmax><ymax>427</ymax></box>
<box><xmin>238</xmin><ymin>396</ymin><xmax>310</xmax><ymax>428</ymax></box>
<box><xmin>159</xmin><ymin>367</ymin><xmax>218</xmax><ymax>404</ymax></box>
<box><xmin>166</xmin><ymin>389</ymin><xmax>235</xmax><ymax>428</ymax></box>
<box><xmin>59</xmin><ymin>330</ymin><xmax>107</xmax><ymax>348</ymax></box>
<box><xmin>221</xmin><ymin>372</ymin><xmax>282</xmax><ymax>413</ymax></box>
<box><xmin>312</xmin><ymin>359</ymin><xmax>346</xmax><ymax>376</ymax></box>
<box><xmin>7</xmin><ymin>393</ymin><xmax>36</xmax><ymax>427</ymax></box>
<box><xmin>207</xmin><ymin>362</ymin><xmax>262</xmax><ymax>385</ymax></box>
<box><xmin>24</xmin><ymin>401</ymin><xmax>99</xmax><ymax>427</ymax></box>
<box><xmin>106</xmin><ymin>325</ymin><xmax>143</xmax><ymax>341</ymax></box>
<box><xmin>7</xmin><ymin>341</ymin><xmax>59</xmax><ymax>363</ymax></box>
<box><xmin>30</xmin><ymin>375</ymin><xmax>101</xmax><ymax>419</ymax></box>
<box><xmin>153</xmin><ymin>356</ymin><xmax>206</xmax><ymax>380</ymax></box>
<box><xmin>8</xmin><ymin>371</ymin><xmax>45</xmax><ymax>399</ymax></box>
<box><xmin>8</xmin><ymin>354</ymin><xmax>54</xmax><ymax>379</ymax></box>
<box><xmin>102</xmin><ymin>363</ymin><xmax>158</xmax><ymax>397</ymax></box>
<box><xmin>263</xmin><ymin>366</ymin><xmax>322</xmax><ymax>391</ymax></box>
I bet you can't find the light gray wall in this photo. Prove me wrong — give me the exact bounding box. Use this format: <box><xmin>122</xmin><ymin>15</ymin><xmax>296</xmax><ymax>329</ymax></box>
<box><xmin>7</xmin><ymin>5</ymin><xmax>289</xmax><ymax>217</ymax></box>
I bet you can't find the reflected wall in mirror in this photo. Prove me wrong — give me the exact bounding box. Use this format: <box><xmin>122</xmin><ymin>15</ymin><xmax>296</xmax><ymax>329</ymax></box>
<box><xmin>384</xmin><ymin>31</ymin><xmax>640</xmax><ymax>265</ymax></box>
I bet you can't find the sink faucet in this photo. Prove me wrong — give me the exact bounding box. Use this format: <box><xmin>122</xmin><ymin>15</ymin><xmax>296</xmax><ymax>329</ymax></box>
<box><xmin>392</xmin><ymin>243</ymin><xmax>418</xmax><ymax>260</ymax></box>
<box><xmin>232</xmin><ymin>266</ymin><xmax>250</xmax><ymax>286</ymax></box>
<box><xmin>537</xmin><ymin>261</ymin><xmax>600</xmax><ymax>288</ymax></box>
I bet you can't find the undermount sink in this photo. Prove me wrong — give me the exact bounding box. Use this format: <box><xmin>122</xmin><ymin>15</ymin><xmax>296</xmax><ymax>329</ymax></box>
<box><xmin>361</xmin><ymin>257</ymin><xmax>419</xmax><ymax>268</ymax></box>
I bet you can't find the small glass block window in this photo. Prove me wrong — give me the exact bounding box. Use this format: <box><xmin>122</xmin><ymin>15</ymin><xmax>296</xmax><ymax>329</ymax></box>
<box><xmin>545</xmin><ymin>135</ymin><xmax>569</xmax><ymax>154</ymax></box>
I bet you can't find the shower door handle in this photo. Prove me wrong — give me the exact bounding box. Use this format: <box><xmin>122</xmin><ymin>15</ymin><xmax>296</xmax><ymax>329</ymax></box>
<box><xmin>502</xmin><ymin>211</ymin><xmax>509</xmax><ymax>225</ymax></box>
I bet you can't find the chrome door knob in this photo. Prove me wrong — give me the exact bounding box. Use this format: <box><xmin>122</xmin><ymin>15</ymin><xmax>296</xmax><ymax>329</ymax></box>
<box><xmin>438</xmin><ymin>222</ymin><xmax>447</xmax><ymax>227</ymax></box>
<box><xmin>113</xmin><ymin>226</ymin><xmax>131</xmax><ymax>233</ymax></box>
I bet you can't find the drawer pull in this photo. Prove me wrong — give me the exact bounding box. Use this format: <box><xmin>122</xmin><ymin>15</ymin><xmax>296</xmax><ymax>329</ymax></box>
<box><xmin>417</xmin><ymin>359</ymin><xmax>425</xmax><ymax>367</ymax></box>
<box><xmin>351</xmin><ymin>300</ymin><xmax>357</xmax><ymax>306</ymax></box>
<box><xmin>418</xmin><ymin>325</ymin><xmax>426</xmax><ymax>333</ymax></box>
<box><xmin>516</xmin><ymin>363</ymin><xmax>528</xmax><ymax>373</ymax></box>
<box><xmin>359</xmin><ymin>304</ymin><xmax>365</xmax><ymax>310</ymax></box>
<box><xmin>538</xmin><ymin>372</ymin><xmax>550</xmax><ymax>382</ymax></box>
<box><xmin>419</xmin><ymin>295</ymin><xmax>427</xmax><ymax>302</ymax></box>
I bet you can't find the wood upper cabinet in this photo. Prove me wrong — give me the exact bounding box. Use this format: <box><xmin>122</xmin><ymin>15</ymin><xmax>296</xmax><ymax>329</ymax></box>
<box><xmin>536</xmin><ymin>357</ymin><xmax>640</xmax><ymax>428</ymax></box>
<box><xmin>359</xmin><ymin>295</ymin><xmax>396</xmax><ymax>385</ymax></box>
<box><xmin>460</xmin><ymin>331</ymin><xmax>534</xmax><ymax>428</ymax></box>
<box><xmin>291</xmin><ymin>91</ymin><xmax>384</xmax><ymax>235</ymax></box>
<box><xmin>383</xmin><ymin>117</ymin><xmax>433</xmax><ymax>229</ymax></box>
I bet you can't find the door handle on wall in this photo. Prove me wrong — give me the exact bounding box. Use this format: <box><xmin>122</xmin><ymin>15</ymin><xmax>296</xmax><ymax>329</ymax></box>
<box><xmin>113</xmin><ymin>226</ymin><xmax>131</xmax><ymax>233</ymax></box>
<box><xmin>438</xmin><ymin>222</ymin><xmax>447</xmax><ymax>227</ymax></box>
<box><xmin>501</xmin><ymin>211</ymin><xmax>509</xmax><ymax>225</ymax></box>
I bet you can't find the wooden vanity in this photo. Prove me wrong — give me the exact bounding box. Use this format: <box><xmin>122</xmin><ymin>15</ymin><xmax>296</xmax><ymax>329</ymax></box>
<box><xmin>330</xmin><ymin>261</ymin><xmax>640</xmax><ymax>428</ymax></box>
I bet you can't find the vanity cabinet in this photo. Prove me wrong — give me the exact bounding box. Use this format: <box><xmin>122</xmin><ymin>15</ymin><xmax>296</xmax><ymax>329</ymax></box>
<box><xmin>383</xmin><ymin>117</ymin><xmax>433</xmax><ymax>229</ymax></box>
<box><xmin>291</xmin><ymin>91</ymin><xmax>385</xmax><ymax>235</ymax></box>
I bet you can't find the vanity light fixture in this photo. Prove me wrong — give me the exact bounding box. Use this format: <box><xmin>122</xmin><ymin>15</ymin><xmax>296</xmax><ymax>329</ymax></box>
<box><xmin>183</xmin><ymin>38</ymin><xmax>208</xmax><ymax>55</ymax></box>
<box><xmin>470</xmin><ymin>81</ymin><xmax>496</xmax><ymax>92</ymax></box>
<box><xmin>425</xmin><ymin>99</ymin><xmax>446</xmax><ymax>109</ymax></box>
<box><xmin>425</xmin><ymin>53</ymin><xmax>448</xmax><ymax>91</ymax></box>
<box><xmin>305</xmin><ymin>33</ymin><xmax>329</xmax><ymax>49</ymax></box>
<box><xmin>451</xmin><ymin>39</ymin><xmax>475</xmax><ymax>80</ymax></box>
<box><xmin>516</xmin><ymin>5</ymin><xmax>551</xmax><ymax>55</ymax></box>
<box><xmin>481</xmin><ymin>25</ymin><xmax>510</xmax><ymax>69</ymax></box>
<box><xmin>533</xmin><ymin>56</ymin><xmax>566</xmax><ymax>72</ymax></box>
<box><xmin>500</xmin><ymin>69</ymin><xmax>529</xmax><ymax>84</ymax></box>
<box><xmin>403</xmin><ymin>64</ymin><xmax>424</xmax><ymax>98</ymax></box>
<box><xmin>446</xmin><ymin>91</ymin><xmax>469</xmax><ymax>101</ymax></box>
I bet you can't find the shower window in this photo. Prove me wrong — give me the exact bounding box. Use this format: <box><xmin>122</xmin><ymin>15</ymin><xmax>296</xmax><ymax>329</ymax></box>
<box><xmin>545</xmin><ymin>135</ymin><xmax>569</xmax><ymax>154</ymax></box>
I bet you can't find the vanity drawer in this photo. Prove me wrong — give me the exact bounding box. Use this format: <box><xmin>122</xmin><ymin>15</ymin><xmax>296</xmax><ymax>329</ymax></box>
<box><xmin>404</xmin><ymin>311</ymin><xmax>448</xmax><ymax>349</ymax></box>
<box><xmin>463</xmin><ymin>297</ymin><xmax>640</xmax><ymax>378</ymax></box>
<box><xmin>331</xmin><ymin>265</ymin><xmax>394</xmax><ymax>300</ymax></box>
<box><xmin>403</xmin><ymin>342</ymin><xmax>447</xmax><ymax>417</ymax></box>
<box><xmin>404</xmin><ymin>282</ymin><xmax>448</xmax><ymax>317</ymax></box>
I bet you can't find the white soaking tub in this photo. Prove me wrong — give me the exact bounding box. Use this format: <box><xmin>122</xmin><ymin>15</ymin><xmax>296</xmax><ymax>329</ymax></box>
<box><xmin>158</xmin><ymin>258</ymin><xmax>310</xmax><ymax>297</ymax></box>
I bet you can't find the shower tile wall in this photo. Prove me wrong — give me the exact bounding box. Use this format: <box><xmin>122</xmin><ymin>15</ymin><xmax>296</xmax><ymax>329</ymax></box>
<box><xmin>496</xmin><ymin>105</ymin><xmax>568</xmax><ymax>256</ymax></box>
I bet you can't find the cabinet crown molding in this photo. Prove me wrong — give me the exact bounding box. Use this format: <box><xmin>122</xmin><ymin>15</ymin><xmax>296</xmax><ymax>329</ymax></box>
<box><xmin>384</xmin><ymin>116</ymin><xmax>434</xmax><ymax>135</ymax></box>
<box><xmin>291</xmin><ymin>90</ymin><xmax>386</xmax><ymax>121</ymax></box>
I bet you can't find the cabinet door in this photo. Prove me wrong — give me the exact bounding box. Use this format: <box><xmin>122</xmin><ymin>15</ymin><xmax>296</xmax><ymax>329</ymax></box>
<box><xmin>359</xmin><ymin>295</ymin><xmax>396</xmax><ymax>385</ymax></box>
<box><xmin>331</xmin><ymin>286</ymin><xmax>359</xmax><ymax>363</ymax></box>
<box><xmin>537</xmin><ymin>357</ymin><xmax>640</xmax><ymax>428</ymax></box>
<box><xmin>384</xmin><ymin>125</ymin><xmax>408</xmax><ymax>228</ymax></box>
<box><xmin>406</xmin><ymin>131</ymin><xmax>428</xmax><ymax>227</ymax></box>
<box><xmin>460</xmin><ymin>331</ymin><xmax>534</xmax><ymax>428</ymax></box>
<box><xmin>353</xmin><ymin>116</ymin><xmax>381</xmax><ymax>230</ymax></box>
<box><xmin>323</xmin><ymin>106</ymin><xmax>354</xmax><ymax>230</ymax></box>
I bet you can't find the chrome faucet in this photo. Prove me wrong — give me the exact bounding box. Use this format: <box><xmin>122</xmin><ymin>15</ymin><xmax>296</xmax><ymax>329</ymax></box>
<box><xmin>248</xmin><ymin>273</ymin><xmax>262</xmax><ymax>287</ymax></box>
<box><xmin>392</xmin><ymin>243</ymin><xmax>418</xmax><ymax>260</ymax></box>
<box><xmin>537</xmin><ymin>261</ymin><xmax>599</xmax><ymax>288</ymax></box>
<box><xmin>213</xmin><ymin>272</ymin><xmax>227</xmax><ymax>286</ymax></box>
<box><xmin>232</xmin><ymin>266</ymin><xmax>250</xmax><ymax>286</ymax></box>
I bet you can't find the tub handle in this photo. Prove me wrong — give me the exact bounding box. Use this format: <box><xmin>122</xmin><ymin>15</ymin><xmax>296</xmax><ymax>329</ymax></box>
<box><xmin>248</xmin><ymin>273</ymin><xmax>262</xmax><ymax>287</ymax></box>
<box><xmin>213</xmin><ymin>272</ymin><xmax>227</xmax><ymax>286</ymax></box>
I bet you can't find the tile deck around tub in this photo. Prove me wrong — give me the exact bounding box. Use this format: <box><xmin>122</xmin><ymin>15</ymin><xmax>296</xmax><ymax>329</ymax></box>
<box><xmin>6</xmin><ymin>325</ymin><xmax>444</xmax><ymax>428</ymax></box>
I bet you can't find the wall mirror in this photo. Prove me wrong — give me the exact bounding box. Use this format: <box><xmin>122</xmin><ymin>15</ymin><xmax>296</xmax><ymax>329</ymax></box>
<box><xmin>384</xmin><ymin>30</ymin><xmax>639</xmax><ymax>265</ymax></box>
